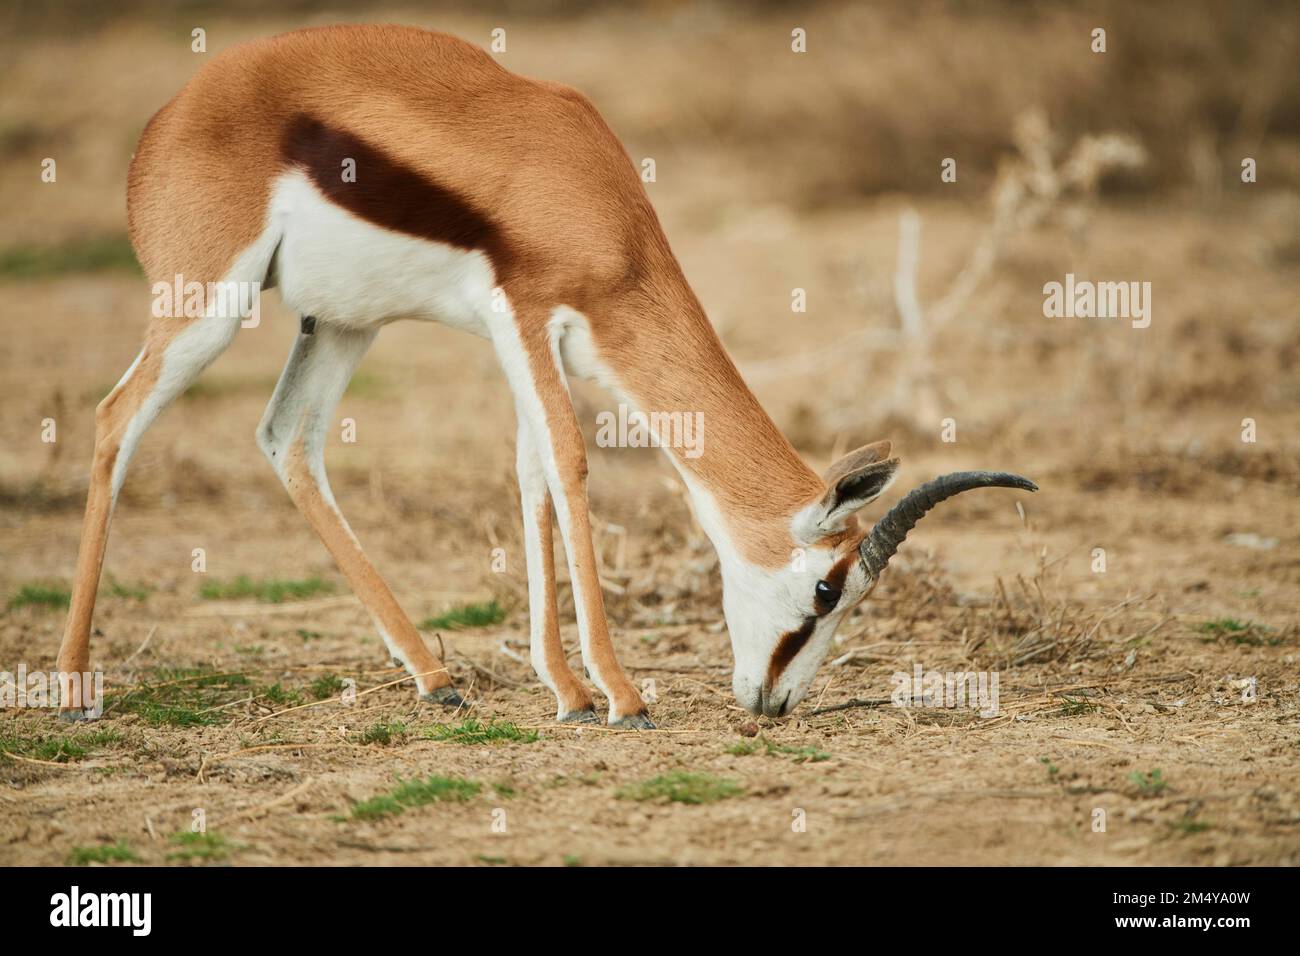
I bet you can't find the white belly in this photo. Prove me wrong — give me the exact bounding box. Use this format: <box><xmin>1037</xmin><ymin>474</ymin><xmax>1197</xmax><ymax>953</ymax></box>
<box><xmin>268</xmin><ymin>170</ymin><xmax>496</xmax><ymax>337</ymax></box>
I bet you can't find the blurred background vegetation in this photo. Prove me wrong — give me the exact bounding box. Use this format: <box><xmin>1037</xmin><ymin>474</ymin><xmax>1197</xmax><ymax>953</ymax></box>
<box><xmin>3</xmin><ymin>0</ymin><xmax>1298</xmax><ymax>222</ymax></box>
<box><xmin>1</xmin><ymin>0</ymin><xmax>1296</xmax><ymax>539</ymax></box>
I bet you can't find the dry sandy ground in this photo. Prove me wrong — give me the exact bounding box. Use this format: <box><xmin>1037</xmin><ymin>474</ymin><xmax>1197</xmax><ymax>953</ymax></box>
<box><xmin>1</xmin><ymin>6</ymin><xmax>1298</xmax><ymax>866</ymax></box>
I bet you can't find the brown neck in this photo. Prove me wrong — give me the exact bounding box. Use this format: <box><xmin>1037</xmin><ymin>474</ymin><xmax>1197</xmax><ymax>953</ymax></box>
<box><xmin>591</xmin><ymin>274</ymin><xmax>822</xmax><ymax>567</ymax></box>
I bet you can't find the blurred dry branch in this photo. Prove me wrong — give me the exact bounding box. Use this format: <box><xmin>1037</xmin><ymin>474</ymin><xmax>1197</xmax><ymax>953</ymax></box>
<box><xmin>749</xmin><ymin>112</ymin><xmax>1147</xmax><ymax>433</ymax></box>
<box><xmin>877</xmin><ymin>112</ymin><xmax>1147</xmax><ymax>430</ymax></box>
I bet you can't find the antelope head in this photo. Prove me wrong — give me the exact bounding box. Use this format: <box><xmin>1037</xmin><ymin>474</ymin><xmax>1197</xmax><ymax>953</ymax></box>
<box><xmin>726</xmin><ymin>440</ymin><xmax>1036</xmax><ymax>717</ymax></box>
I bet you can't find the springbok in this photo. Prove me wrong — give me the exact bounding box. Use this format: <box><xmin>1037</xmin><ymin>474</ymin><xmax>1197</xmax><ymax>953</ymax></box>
<box><xmin>56</xmin><ymin>24</ymin><xmax>1035</xmax><ymax>726</ymax></box>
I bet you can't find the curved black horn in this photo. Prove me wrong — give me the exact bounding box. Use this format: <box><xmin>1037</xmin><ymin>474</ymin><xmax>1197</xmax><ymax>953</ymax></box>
<box><xmin>859</xmin><ymin>471</ymin><xmax>1038</xmax><ymax>579</ymax></box>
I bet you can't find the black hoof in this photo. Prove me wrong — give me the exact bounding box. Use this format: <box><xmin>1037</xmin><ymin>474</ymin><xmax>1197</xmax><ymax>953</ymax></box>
<box><xmin>420</xmin><ymin>686</ymin><xmax>464</xmax><ymax>708</ymax></box>
<box><xmin>557</xmin><ymin>708</ymin><xmax>600</xmax><ymax>725</ymax></box>
<box><xmin>609</xmin><ymin>711</ymin><xmax>655</xmax><ymax>730</ymax></box>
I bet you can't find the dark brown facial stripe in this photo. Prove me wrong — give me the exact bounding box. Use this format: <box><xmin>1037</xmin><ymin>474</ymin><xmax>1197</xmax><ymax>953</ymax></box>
<box><xmin>767</xmin><ymin>617</ymin><xmax>816</xmax><ymax>687</ymax></box>
<box><xmin>280</xmin><ymin>115</ymin><xmax>515</xmax><ymax>275</ymax></box>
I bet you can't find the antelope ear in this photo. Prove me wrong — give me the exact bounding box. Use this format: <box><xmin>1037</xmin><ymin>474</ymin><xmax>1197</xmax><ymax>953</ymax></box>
<box><xmin>822</xmin><ymin>440</ymin><xmax>892</xmax><ymax>487</ymax></box>
<box><xmin>796</xmin><ymin>443</ymin><xmax>900</xmax><ymax>539</ymax></box>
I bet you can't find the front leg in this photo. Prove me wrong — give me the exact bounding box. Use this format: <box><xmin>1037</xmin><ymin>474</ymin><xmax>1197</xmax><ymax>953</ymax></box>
<box><xmin>516</xmin><ymin>420</ymin><xmax>597</xmax><ymax>723</ymax></box>
<box><xmin>491</xmin><ymin>305</ymin><xmax>652</xmax><ymax>728</ymax></box>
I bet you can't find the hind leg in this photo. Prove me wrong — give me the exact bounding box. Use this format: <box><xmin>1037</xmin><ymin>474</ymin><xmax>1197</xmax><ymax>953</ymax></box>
<box><xmin>256</xmin><ymin>323</ymin><xmax>460</xmax><ymax>705</ymax></box>
<box><xmin>57</xmin><ymin>312</ymin><xmax>242</xmax><ymax>718</ymax></box>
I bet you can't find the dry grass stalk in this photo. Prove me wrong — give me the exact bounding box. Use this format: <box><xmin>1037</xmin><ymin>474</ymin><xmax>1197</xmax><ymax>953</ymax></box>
<box><xmin>749</xmin><ymin>110</ymin><xmax>1147</xmax><ymax>432</ymax></box>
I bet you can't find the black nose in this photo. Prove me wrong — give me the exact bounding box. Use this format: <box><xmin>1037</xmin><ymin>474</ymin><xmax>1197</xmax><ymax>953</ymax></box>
<box><xmin>760</xmin><ymin>688</ymin><xmax>791</xmax><ymax>718</ymax></box>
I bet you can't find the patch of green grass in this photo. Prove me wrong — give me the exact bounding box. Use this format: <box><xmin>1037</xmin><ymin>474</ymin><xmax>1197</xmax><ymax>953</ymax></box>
<box><xmin>152</xmin><ymin>665</ymin><xmax>251</xmax><ymax>689</ymax></box>
<box><xmin>69</xmin><ymin>840</ymin><xmax>139</xmax><ymax>865</ymax></box>
<box><xmin>1196</xmin><ymin>621</ymin><xmax>1248</xmax><ymax>634</ymax></box>
<box><xmin>297</xmin><ymin>628</ymin><xmax>323</xmax><ymax>642</ymax></box>
<box><xmin>780</xmin><ymin>745</ymin><xmax>830</xmax><ymax>763</ymax></box>
<box><xmin>420</xmin><ymin>600</ymin><xmax>506</xmax><ymax>631</ymax></box>
<box><xmin>199</xmin><ymin>575</ymin><xmax>334</xmax><ymax>604</ymax></box>
<box><xmin>491</xmin><ymin>782</ymin><xmax>517</xmax><ymax>798</ymax></box>
<box><xmin>563</xmin><ymin>855</ymin><xmax>583</xmax><ymax>867</ymax></box>
<box><xmin>726</xmin><ymin>735</ymin><xmax>829</xmax><ymax>763</ymax></box>
<box><xmin>105</xmin><ymin>578</ymin><xmax>151</xmax><ymax>602</ymax></box>
<box><xmin>167</xmin><ymin>830</ymin><xmax>237</xmax><ymax>862</ymax></box>
<box><xmin>1168</xmin><ymin>818</ymin><xmax>1212</xmax><ymax>836</ymax></box>
<box><xmin>1197</xmin><ymin>617</ymin><xmax>1250</xmax><ymax>635</ymax></box>
<box><xmin>0</xmin><ymin>728</ymin><xmax>121</xmax><ymax>763</ymax></box>
<box><xmin>0</xmin><ymin>234</ymin><xmax>139</xmax><ymax>281</ymax></box>
<box><xmin>348</xmin><ymin>775</ymin><xmax>482</xmax><ymax>820</ymax></box>
<box><xmin>127</xmin><ymin>701</ymin><xmax>217</xmax><ymax>727</ymax></box>
<box><xmin>423</xmin><ymin>719</ymin><xmax>538</xmax><ymax>745</ymax></box>
<box><xmin>477</xmin><ymin>854</ymin><xmax>507</xmax><ymax>865</ymax></box>
<box><xmin>1129</xmin><ymin>768</ymin><xmax>1168</xmax><ymax>797</ymax></box>
<box><xmin>1195</xmin><ymin>618</ymin><xmax>1280</xmax><ymax>646</ymax></box>
<box><xmin>259</xmin><ymin>682</ymin><xmax>301</xmax><ymax>706</ymax></box>
<box><xmin>310</xmin><ymin>674</ymin><xmax>347</xmax><ymax>700</ymax></box>
<box><xmin>114</xmin><ymin>666</ymin><xmax>252</xmax><ymax>727</ymax></box>
<box><xmin>357</xmin><ymin>721</ymin><xmax>407</xmax><ymax>745</ymax></box>
<box><xmin>343</xmin><ymin>370</ymin><xmax>387</xmax><ymax>397</ymax></box>
<box><xmin>617</xmin><ymin>771</ymin><xmax>743</xmax><ymax>805</ymax></box>
<box><xmin>181</xmin><ymin>374</ymin><xmax>279</xmax><ymax>402</ymax></box>
<box><xmin>1058</xmin><ymin>695</ymin><xmax>1100</xmax><ymax>716</ymax></box>
<box><xmin>1040</xmin><ymin>757</ymin><xmax>1061</xmax><ymax>779</ymax></box>
<box><xmin>238</xmin><ymin>731</ymin><xmax>286</xmax><ymax>748</ymax></box>
<box><xmin>7</xmin><ymin>583</ymin><xmax>70</xmax><ymax>611</ymax></box>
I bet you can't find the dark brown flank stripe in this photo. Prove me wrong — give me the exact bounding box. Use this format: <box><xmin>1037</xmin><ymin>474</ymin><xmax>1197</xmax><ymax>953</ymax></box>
<box><xmin>279</xmin><ymin>114</ymin><xmax>517</xmax><ymax>276</ymax></box>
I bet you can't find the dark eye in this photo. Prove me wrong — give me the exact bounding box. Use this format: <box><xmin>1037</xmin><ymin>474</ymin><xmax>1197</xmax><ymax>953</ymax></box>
<box><xmin>814</xmin><ymin>579</ymin><xmax>841</xmax><ymax>614</ymax></box>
